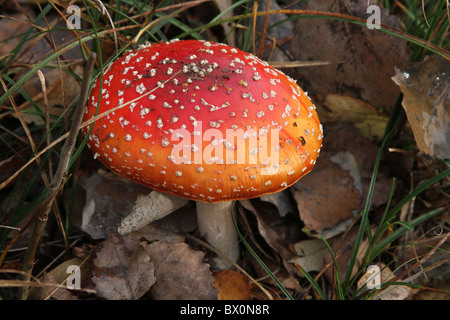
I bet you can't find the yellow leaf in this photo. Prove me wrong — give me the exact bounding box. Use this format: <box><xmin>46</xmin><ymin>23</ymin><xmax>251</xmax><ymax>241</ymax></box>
<box><xmin>323</xmin><ymin>94</ymin><xmax>389</xmax><ymax>141</ymax></box>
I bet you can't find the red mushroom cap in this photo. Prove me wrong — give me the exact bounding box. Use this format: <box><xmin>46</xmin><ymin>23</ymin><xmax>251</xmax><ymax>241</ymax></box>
<box><xmin>82</xmin><ymin>40</ymin><xmax>323</xmax><ymax>202</ymax></box>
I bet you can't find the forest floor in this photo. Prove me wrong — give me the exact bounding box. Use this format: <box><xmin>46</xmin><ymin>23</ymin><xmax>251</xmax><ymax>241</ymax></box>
<box><xmin>0</xmin><ymin>0</ymin><xmax>449</xmax><ymax>302</ymax></box>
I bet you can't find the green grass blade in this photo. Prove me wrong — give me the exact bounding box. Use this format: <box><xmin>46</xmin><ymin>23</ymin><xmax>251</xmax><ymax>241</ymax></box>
<box><xmin>341</xmin><ymin>128</ymin><xmax>394</xmax><ymax>294</ymax></box>
<box><xmin>0</xmin><ymin>32</ymin><xmax>105</xmax><ymax>106</ymax></box>
<box><xmin>231</xmin><ymin>202</ymin><xmax>293</xmax><ymax>300</ymax></box>
<box><xmin>320</xmin><ymin>236</ymin><xmax>344</xmax><ymax>299</ymax></box>
<box><xmin>295</xmin><ymin>264</ymin><xmax>326</xmax><ymax>300</ymax></box>
<box><xmin>369</xmin><ymin>207</ymin><xmax>446</xmax><ymax>260</ymax></box>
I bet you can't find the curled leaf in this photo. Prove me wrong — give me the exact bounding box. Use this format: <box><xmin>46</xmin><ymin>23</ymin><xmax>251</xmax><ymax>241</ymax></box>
<box><xmin>392</xmin><ymin>55</ymin><xmax>450</xmax><ymax>159</ymax></box>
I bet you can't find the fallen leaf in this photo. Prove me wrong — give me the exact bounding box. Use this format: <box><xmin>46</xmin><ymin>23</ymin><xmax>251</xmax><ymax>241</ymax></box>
<box><xmin>322</xmin><ymin>94</ymin><xmax>389</xmax><ymax>141</ymax></box>
<box><xmin>321</xmin><ymin>122</ymin><xmax>394</xmax><ymax>209</ymax></box>
<box><xmin>212</xmin><ymin>270</ymin><xmax>252</xmax><ymax>300</ymax></box>
<box><xmin>290</xmin><ymin>239</ymin><xmax>327</xmax><ymax>273</ymax></box>
<box><xmin>321</xmin><ymin>122</ymin><xmax>379</xmax><ymax>179</ymax></box>
<box><xmin>259</xmin><ymin>189</ymin><xmax>297</xmax><ymax>217</ymax></box>
<box><xmin>330</xmin><ymin>151</ymin><xmax>363</xmax><ymax>196</ymax></box>
<box><xmin>392</xmin><ymin>55</ymin><xmax>450</xmax><ymax>159</ymax></box>
<box><xmin>289</xmin><ymin>0</ymin><xmax>411</xmax><ymax>112</ymax></box>
<box><xmin>250</xmin><ymin>255</ymin><xmax>301</xmax><ymax>294</ymax></box>
<box><xmin>240</xmin><ymin>199</ymin><xmax>302</xmax><ymax>261</ymax></box>
<box><xmin>72</xmin><ymin>244</ymin><xmax>97</xmax><ymax>261</ymax></box>
<box><xmin>28</xmin><ymin>257</ymin><xmax>93</xmax><ymax>300</ymax></box>
<box><xmin>377</xmin><ymin>285</ymin><xmax>412</xmax><ymax>300</ymax></box>
<box><xmin>2</xmin><ymin>14</ymin><xmax>85</xmax><ymax>124</ymax></box>
<box><xmin>146</xmin><ymin>240</ymin><xmax>218</xmax><ymax>300</ymax></box>
<box><xmin>29</xmin><ymin>273</ymin><xmax>77</xmax><ymax>301</ymax></box>
<box><xmin>75</xmin><ymin>171</ymin><xmax>150</xmax><ymax>239</ymax></box>
<box><xmin>0</xmin><ymin>13</ymin><xmax>32</xmax><ymax>60</ymax></box>
<box><xmin>323</xmin><ymin>226</ymin><xmax>370</xmax><ymax>283</ymax></box>
<box><xmin>292</xmin><ymin>158</ymin><xmax>362</xmax><ymax>238</ymax></box>
<box><xmin>238</xmin><ymin>201</ymin><xmax>302</xmax><ymax>293</ymax></box>
<box><xmin>92</xmin><ymin>233</ymin><xmax>156</xmax><ymax>300</ymax></box>
<box><xmin>357</xmin><ymin>263</ymin><xmax>412</xmax><ymax>300</ymax></box>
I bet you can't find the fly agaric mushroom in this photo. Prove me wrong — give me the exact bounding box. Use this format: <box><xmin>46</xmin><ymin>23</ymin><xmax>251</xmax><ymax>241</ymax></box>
<box><xmin>82</xmin><ymin>39</ymin><xmax>323</xmax><ymax>269</ymax></box>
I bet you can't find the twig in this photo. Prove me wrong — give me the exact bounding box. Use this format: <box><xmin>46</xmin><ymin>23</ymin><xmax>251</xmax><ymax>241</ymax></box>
<box><xmin>36</xmin><ymin>237</ymin><xmax>82</xmax><ymax>278</ymax></box>
<box><xmin>257</xmin><ymin>0</ymin><xmax>271</xmax><ymax>58</ymax></box>
<box><xmin>37</xmin><ymin>69</ymin><xmax>68</xmax><ymax>249</ymax></box>
<box><xmin>19</xmin><ymin>53</ymin><xmax>97</xmax><ymax>300</ymax></box>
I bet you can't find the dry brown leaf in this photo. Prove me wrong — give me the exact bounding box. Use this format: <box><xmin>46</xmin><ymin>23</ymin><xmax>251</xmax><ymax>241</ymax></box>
<box><xmin>392</xmin><ymin>55</ymin><xmax>450</xmax><ymax>159</ymax></box>
<box><xmin>212</xmin><ymin>270</ymin><xmax>252</xmax><ymax>300</ymax></box>
<box><xmin>238</xmin><ymin>200</ymin><xmax>302</xmax><ymax>293</ymax></box>
<box><xmin>1</xmin><ymin>14</ymin><xmax>84</xmax><ymax>123</ymax></box>
<box><xmin>240</xmin><ymin>199</ymin><xmax>302</xmax><ymax>261</ymax></box>
<box><xmin>146</xmin><ymin>240</ymin><xmax>218</xmax><ymax>300</ymax></box>
<box><xmin>92</xmin><ymin>233</ymin><xmax>156</xmax><ymax>300</ymax></box>
<box><xmin>29</xmin><ymin>273</ymin><xmax>77</xmax><ymax>300</ymax></box>
<box><xmin>18</xmin><ymin>65</ymin><xmax>84</xmax><ymax>125</ymax></box>
<box><xmin>324</xmin><ymin>227</ymin><xmax>370</xmax><ymax>282</ymax></box>
<box><xmin>292</xmin><ymin>158</ymin><xmax>362</xmax><ymax>238</ymax></box>
<box><xmin>321</xmin><ymin>122</ymin><xmax>394</xmax><ymax>209</ymax></box>
<box><xmin>322</xmin><ymin>123</ymin><xmax>379</xmax><ymax>179</ymax></box>
<box><xmin>250</xmin><ymin>255</ymin><xmax>301</xmax><ymax>294</ymax></box>
<box><xmin>289</xmin><ymin>0</ymin><xmax>411</xmax><ymax>112</ymax></box>
<box><xmin>0</xmin><ymin>13</ymin><xmax>31</xmax><ymax>60</ymax></box>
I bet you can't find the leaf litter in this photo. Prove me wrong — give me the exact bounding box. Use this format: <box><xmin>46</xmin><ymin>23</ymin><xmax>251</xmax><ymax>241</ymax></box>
<box><xmin>92</xmin><ymin>232</ymin><xmax>156</xmax><ymax>300</ymax></box>
<box><xmin>146</xmin><ymin>240</ymin><xmax>218</xmax><ymax>300</ymax></box>
<box><xmin>1</xmin><ymin>0</ymin><xmax>449</xmax><ymax>301</ymax></box>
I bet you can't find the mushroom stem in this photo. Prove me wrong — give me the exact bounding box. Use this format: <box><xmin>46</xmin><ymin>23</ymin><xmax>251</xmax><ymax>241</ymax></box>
<box><xmin>196</xmin><ymin>201</ymin><xmax>240</xmax><ymax>270</ymax></box>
